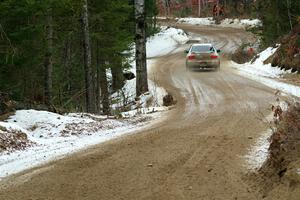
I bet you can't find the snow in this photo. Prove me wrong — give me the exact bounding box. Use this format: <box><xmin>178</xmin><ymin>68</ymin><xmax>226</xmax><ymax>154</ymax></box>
<box><xmin>176</xmin><ymin>17</ymin><xmax>262</xmax><ymax>29</ymax></box>
<box><xmin>147</xmin><ymin>26</ymin><xmax>189</xmax><ymax>58</ymax></box>
<box><xmin>244</xmin><ymin>129</ymin><xmax>272</xmax><ymax>171</ymax></box>
<box><xmin>236</xmin><ymin>46</ymin><xmax>299</xmax><ymax>170</ymax></box>
<box><xmin>0</xmin><ymin>121</ymin><xmax>28</xmax><ymax>135</ymax></box>
<box><xmin>111</xmin><ymin>59</ymin><xmax>168</xmax><ymax>111</ymax></box>
<box><xmin>220</xmin><ymin>18</ymin><xmax>262</xmax><ymax>29</ymax></box>
<box><xmin>156</xmin><ymin>16</ymin><xmax>168</xmax><ymax>20</ymax></box>
<box><xmin>0</xmin><ymin>26</ymin><xmax>188</xmax><ymax>179</ymax></box>
<box><xmin>244</xmin><ymin>100</ymin><xmax>289</xmax><ymax>171</ymax></box>
<box><xmin>122</xmin><ymin>106</ymin><xmax>169</xmax><ymax>118</ymax></box>
<box><xmin>112</xmin><ymin>26</ymin><xmax>188</xmax><ymax>110</ymax></box>
<box><xmin>0</xmin><ymin>109</ymin><xmax>166</xmax><ymax>179</ymax></box>
<box><xmin>177</xmin><ymin>17</ymin><xmax>215</xmax><ymax>26</ymax></box>
<box><xmin>231</xmin><ymin>46</ymin><xmax>300</xmax><ymax>98</ymax></box>
<box><xmin>232</xmin><ymin>47</ymin><xmax>288</xmax><ymax>78</ymax></box>
<box><xmin>7</xmin><ymin>110</ymin><xmax>93</xmax><ymax>139</ymax></box>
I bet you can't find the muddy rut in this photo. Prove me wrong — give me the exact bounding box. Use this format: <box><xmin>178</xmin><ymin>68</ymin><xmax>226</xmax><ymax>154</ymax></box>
<box><xmin>0</xmin><ymin>25</ymin><xmax>280</xmax><ymax>199</ymax></box>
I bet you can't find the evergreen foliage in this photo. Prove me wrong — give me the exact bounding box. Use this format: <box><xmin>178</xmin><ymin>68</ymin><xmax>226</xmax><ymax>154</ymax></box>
<box><xmin>0</xmin><ymin>0</ymin><xmax>158</xmax><ymax>113</ymax></box>
<box><xmin>257</xmin><ymin>0</ymin><xmax>300</xmax><ymax>46</ymax></box>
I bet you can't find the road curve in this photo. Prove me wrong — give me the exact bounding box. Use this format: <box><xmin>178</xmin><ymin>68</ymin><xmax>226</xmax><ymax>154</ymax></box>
<box><xmin>0</xmin><ymin>26</ymin><xmax>279</xmax><ymax>200</ymax></box>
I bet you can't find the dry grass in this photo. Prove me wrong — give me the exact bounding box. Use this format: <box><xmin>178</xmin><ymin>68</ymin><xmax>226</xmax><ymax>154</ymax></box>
<box><xmin>257</xmin><ymin>102</ymin><xmax>300</xmax><ymax>195</ymax></box>
<box><xmin>267</xmin><ymin>103</ymin><xmax>300</xmax><ymax>174</ymax></box>
<box><xmin>248</xmin><ymin>101</ymin><xmax>300</xmax><ymax>199</ymax></box>
<box><xmin>232</xmin><ymin>44</ymin><xmax>255</xmax><ymax>64</ymax></box>
<box><xmin>0</xmin><ymin>125</ymin><xmax>32</xmax><ymax>153</ymax></box>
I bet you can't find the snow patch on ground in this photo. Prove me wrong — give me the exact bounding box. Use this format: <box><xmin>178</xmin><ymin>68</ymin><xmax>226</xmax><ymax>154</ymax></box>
<box><xmin>122</xmin><ymin>106</ymin><xmax>168</xmax><ymax>118</ymax></box>
<box><xmin>0</xmin><ymin>26</ymin><xmax>188</xmax><ymax>179</ymax></box>
<box><xmin>177</xmin><ymin>17</ymin><xmax>262</xmax><ymax>29</ymax></box>
<box><xmin>111</xmin><ymin>60</ymin><xmax>168</xmax><ymax>111</ymax></box>
<box><xmin>112</xmin><ymin>26</ymin><xmax>187</xmax><ymax>110</ymax></box>
<box><xmin>8</xmin><ymin>110</ymin><xmax>93</xmax><ymax>139</ymax></box>
<box><xmin>0</xmin><ymin>121</ymin><xmax>28</xmax><ymax>135</ymax></box>
<box><xmin>177</xmin><ymin>17</ymin><xmax>215</xmax><ymax>26</ymax></box>
<box><xmin>147</xmin><ymin>26</ymin><xmax>189</xmax><ymax>58</ymax></box>
<box><xmin>0</xmin><ymin>109</ymin><xmax>166</xmax><ymax>179</ymax></box>
<box><xmin>231</xmin><ymin>46</ymin><xmax>300</xmax><ymax>98</ymax></box>
<box><xmin>220</xmin><ymin>18</ymin><xmax>262</xmax><ymax>29</ymax></box>
<box><xmin>244</xmin><ymin>129</ymin><xmax>273</xmax><ymax>171</ymax></box>
<box><xmin>232</xmin><ymin>47</ymin><xmax>287</xmax><ymax>78</ymax></box>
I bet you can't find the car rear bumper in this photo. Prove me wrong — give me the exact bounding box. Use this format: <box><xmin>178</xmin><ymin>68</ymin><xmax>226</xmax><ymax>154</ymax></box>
<box><xmin>186</xmin><ymin>60</ymin><xmax>220</xmax><ymax>69</ymax></box>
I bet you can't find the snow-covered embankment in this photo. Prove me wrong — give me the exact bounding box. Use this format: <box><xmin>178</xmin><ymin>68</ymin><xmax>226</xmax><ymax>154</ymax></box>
<box><xmin>231</xmin><ymin>46</ymin><xmax>300</xmax><ymax>98</ymax></box>
<box><xmin>177</xmin><ymin>17</ymin><xmax>262</xmax><ymax>29</ymax></box>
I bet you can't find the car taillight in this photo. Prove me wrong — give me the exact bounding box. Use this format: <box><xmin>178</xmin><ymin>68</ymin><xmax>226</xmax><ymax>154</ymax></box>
<box><xmin>188</xmin><ymin>54</ymin><xmax>196</xmax><ymax>60</ymax></box>
<box><xmin>210</xmin><ymin>53</ymin><xmax>218</xmax><ymax>59</ymax></box>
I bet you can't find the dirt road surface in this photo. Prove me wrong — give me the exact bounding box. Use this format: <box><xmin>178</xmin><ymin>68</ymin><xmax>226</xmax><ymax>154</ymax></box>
<box><xmin>0</xmin><ymin>25</ymin><xmax>290</xmax><ymax>200</ymax></box>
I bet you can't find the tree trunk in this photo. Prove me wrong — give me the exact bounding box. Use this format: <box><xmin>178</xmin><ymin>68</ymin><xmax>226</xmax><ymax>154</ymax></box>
<box><xmin>163</xmin><ymin>0</ymin><xmax>168</xmax><ymax>17</ymax></box>
<box><xmin>287</xmin><ymin>0</ymin><xmax>293</xmax><ymax>30</ymax></box>
<box><xmin>63</xmin><ymin>34</ymin><xmax>72</xmax><ymax>94</ymax></box>
<box><xmin>198</xmin><ymin>0</ymin><xmax>201</xmax><ymax>17</ymax></box>
<box><xmin>96</xmin><ymin>40</ymin><xmax>110</xmax><ymax>115</ymax></box>
<box><xmin>81</xmin><ymin>0</ymin><xmax>95</xmax><ymax>113</ymax></box>
<box><xmin>44</xmin><ymin>8</ymin><xmax>53</xmax><ymax>108</ymax></box>
<box><xmin>99</xmin><ymin>67</ymin><xmax>110</xmax><ymax>115</ymax></box>
<box><xmin>135</xmin><ymin>0</ymin><xmax>148</xmax><ymax>97</ymax></box>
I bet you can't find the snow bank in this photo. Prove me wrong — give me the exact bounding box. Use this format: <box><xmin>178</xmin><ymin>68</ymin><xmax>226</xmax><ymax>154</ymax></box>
<box><xmin>244</xmin><ymin>102</ymin><xmax>289</xmax><ymax>171</ymax></box>
<box><xmin>231</xmin><ymin>46</ymin><xmax>300</xmax><ymax>98</ymax></box>
<box><xmin>244</xmin><ymin>130</ymin><xmax>272</xmax><ymax>171</ymax></box>
<box><xmin>147</xmin><ymin>26</ymin><xmax>189</xmax><ymax>58</ymax></box>
<box><xmin>232</xmin><ymin>47</ymin><xmax>288</xmax><ymax>79</ymax></box>
<box><xmin>122</xmin><ymin>106</ymin><xmax>168</xmax><ymax>118</ymax></box>
<box><xmin>0</xmin><ymin>109</ymin><xmax>165</xmax><ymax>179</ymax></box>
<box><xmin>8</xmin><ymin>110</ymin><xmax>93</xmax><ymax>139</ymax></box>
<box><xmin>0</xmin><ymin>122</ymin><xmax>31</xmax><ymax>152</ymax></box>
<box><xmin>220</xmin><ymin>18</ymin><xmax>262</xmax><ymax>29</ymax></box>
<box><xmin>177</xmin><ymin>17</ymin><xmax>215</xmax><ymax>26</ymax></box>
<box><xmin>176</xmin><ymin>17</ymin><xmax>262</xmax><ymax>29</ymax></box>
<box><xmin>0</xmin><ymin>121</ymin><xmax>28</xmax><ymax>135</ymax></box>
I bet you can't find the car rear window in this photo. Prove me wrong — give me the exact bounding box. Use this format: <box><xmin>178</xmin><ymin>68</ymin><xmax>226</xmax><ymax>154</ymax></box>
<box><xmin>191</xmin><ymin>45</ymin><xmax>213</xmax><ymax>53</ymax></box>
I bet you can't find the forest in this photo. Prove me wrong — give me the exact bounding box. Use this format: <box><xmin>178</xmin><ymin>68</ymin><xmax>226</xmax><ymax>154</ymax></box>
<box><xmin>0</xmin><ymin>0</ymin><xmax>299</xmax><ymax>115</ymax></box>
<box><xmin>0</xmin><ymin>0</ymin><xmax>158</xmax><ymax>114</ymax></box>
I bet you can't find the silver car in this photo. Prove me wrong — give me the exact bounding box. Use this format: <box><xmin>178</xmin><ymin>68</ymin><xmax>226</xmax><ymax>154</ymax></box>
<box><xmin>185</xmin><ymin>44</ymin><xmax>221</xmax><ymax>71</ymax></box>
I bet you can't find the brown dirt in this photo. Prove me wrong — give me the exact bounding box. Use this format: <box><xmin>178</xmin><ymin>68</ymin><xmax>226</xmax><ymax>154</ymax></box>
<box><xmin>265</xmin><ymin>23</ymin><xmax>300</xmax><ymax>73</ymax></box>
<box><xmin>0</xmin><ymin>25</ymin><xmax>298</xmax><ymax>200</ymax></box>
<box><xmin>252</xmin><ymin>103</ymin><xmax>300</xmax><ymax>200</ymax></box>
<box><xmin>0</xmin><ymin>125</ymin><xmax>31</xmax><ymax>153</ymax></box>
<box><xmin>282</xmin><ymin>73</ymin><xmax>300</xmax><ymax>87</ymax></box>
